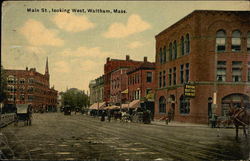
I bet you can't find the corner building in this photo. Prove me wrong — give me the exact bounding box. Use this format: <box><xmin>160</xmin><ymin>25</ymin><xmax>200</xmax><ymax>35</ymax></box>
<box><xmin>155</xmin><ymin>10</ymin><xmax>250</xmax><ymax>124</ymax></box>
<box><xmin>4</xmin><ymin>58</ymin><xmax>58</xmax><ymax>112</ymax></box>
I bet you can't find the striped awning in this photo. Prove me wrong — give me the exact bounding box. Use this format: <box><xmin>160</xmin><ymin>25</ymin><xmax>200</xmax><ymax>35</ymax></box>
<box><xmin>121</xmin><ymin>100</ymin><xmax>140</xmax><ymax>109</ymax></box>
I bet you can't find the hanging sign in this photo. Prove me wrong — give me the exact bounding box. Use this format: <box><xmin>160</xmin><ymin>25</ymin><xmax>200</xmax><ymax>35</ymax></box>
<box><xmin>184</xmin><ymin>84</ymin><xmax>195</xmax><ymax>97</ymax></box>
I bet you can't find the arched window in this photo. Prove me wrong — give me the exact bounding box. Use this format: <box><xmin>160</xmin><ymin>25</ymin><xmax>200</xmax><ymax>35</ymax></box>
<box><xmin>173</xmin><ymin>40</ymin><xmax>177</xmax><ymax>59</ymax></box>
<box><xmin>159</xmin><ymin>72</ymin><xmax>162</xmax><ymax>88</ymax></box>
<box><xmin>7</xmin><ymin>75</ymin><xmax>15</xmax><ymax>84</ymax></box>
<box><xmin>185</xmin><ymin>34</ymin><xmax>190</xmax><ymax>54</ymax></box>
<box><xmin>169</xmin><ymin>43</ymin><xmax>172</xmax><ymax>61</ymax></box>
<box><xmin>247</xmin><ymin>32</ymin><xmax>250</xmax><ymax>52</ymax></box>
<box><xmin>19</xmin><ymin>78</ymin><xmax>25</xmax><ymax>84</ymax></box>
<box><xmin>180</xmin><ymin>95</ymin><xmax>190</xmax><ymax>114</ymax></box>
<box><xmin>216</xmin><ymin>30</ymin><xmax>226</xmax><ymax>52</ymax></box>
<box><xmin>181</xmin><ymin>36</ymin><xmax>185</xmax><ymax>56</ymax></box>
<box><xmin>163</xmin><ymin>46</ymin><xmax>166</xmax><ymax>63</ymax></box>
<box><xmin>159</xmin><ymin>48</ymin><xmax>162</xmax><ymax>64</ymax></box>
<box><xmin>231</xmin><ymin>30</ymin><xmax>241</xmax><ymax>52</ymax></box>
<box><xmin>159</xmin><ymin>96</ymin><xmax>166</xmax><ymax>113</ymax></box>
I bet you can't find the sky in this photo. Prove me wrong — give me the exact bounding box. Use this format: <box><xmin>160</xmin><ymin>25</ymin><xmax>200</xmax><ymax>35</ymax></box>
<box><xmin>2</xmin><ymin>1</ymin><xmax>249</xmax><ymax>93</ymax></box>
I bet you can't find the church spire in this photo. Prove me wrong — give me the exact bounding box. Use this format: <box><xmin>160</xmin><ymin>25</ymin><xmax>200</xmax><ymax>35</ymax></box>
<box><xmin>45</xmin><ymin>57</ymin><xmax>49</xmax><ymax>75</ymax></box>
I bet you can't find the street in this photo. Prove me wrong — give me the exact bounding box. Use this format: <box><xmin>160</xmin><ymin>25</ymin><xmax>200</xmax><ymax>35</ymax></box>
<box><xmin>1</xmin><ymin>113</ymin><xmax>249</xmax><ymax>160</ymax></box>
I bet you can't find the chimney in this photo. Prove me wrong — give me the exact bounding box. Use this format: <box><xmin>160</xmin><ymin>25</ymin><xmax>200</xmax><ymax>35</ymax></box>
<box><xmin>126</xmin><ymin>55</ymin><xmax>130</xmax><ymax>61</ymax></box>
<box><xmin>144</xmin><ymin>57</ymin><xmax>147</xmax><ymax>62</ymax></box>
<box><xmin>106</xmin><ymin>57</ymin><xmax>110</xmax><ymax>63</ymax></box>
<box><xmin>26</xmin><ymin>67</ymin><xmax>28</xmax><ymax>71</ymax></box>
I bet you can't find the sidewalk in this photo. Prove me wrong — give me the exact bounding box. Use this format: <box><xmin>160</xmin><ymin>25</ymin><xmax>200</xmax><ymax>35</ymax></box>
<box><xmin>151</xmin><ymin>120</ymin><xmax>208</xmax><ymax>128</ymax></box>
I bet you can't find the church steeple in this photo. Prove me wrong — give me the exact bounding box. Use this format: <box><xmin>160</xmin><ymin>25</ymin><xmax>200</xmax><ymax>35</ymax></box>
<box><xmin>45</xmin><ymin>57</ymin><xmax>49</xmax><ymax>75</ymax></box>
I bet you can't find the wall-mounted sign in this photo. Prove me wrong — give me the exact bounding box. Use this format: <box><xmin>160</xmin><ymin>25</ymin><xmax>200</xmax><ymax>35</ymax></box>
<box><xmin>184</xmin><ymin>84</ymin><xmax>195</xmax><ymax>97</ymax></box>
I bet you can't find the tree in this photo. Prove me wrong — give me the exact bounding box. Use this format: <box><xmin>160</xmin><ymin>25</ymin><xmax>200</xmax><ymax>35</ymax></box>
<box><xmin>62</xmin><ymin>88</ymin><xmax>89</xmax><ymax>110</ymax></box>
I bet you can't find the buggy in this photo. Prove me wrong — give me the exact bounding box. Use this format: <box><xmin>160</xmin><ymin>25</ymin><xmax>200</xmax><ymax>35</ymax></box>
<box><xmin>14</xmin><ymin>104</ymin><xmax>32</xmax><ymax>126</ymax></box>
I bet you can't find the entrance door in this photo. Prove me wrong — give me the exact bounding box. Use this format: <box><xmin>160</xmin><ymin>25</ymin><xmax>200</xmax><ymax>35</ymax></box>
<box><xmin>171</xmin><ymin>103</ymin><xmax>175</xmax><ymax>121</ymax></box>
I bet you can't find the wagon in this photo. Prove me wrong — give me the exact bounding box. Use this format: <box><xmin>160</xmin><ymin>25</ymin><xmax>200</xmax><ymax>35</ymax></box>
<box><xmin>14</xmin><ymin>104</ymin><xmax>32</xmax><ymax>126</ymax></box>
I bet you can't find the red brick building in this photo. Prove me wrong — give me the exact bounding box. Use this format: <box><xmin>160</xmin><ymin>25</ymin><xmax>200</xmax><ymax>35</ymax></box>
<box><xmin>155</xmin><ymin>10</ymin><xmax>250</xmax><ymax>124</ymax></box>
<box><xmin>4</xmin><ymin>58</ymin><xmax>58</xmax><ymax>112</ymax></box>
<box><xmin>127</xmin><ymin>57</ymin><xmax>155</xmax><ymax>102</ymax></box>
<box><xmin>110</xmin><ymin>68</ymin><xmax>129</xmax><ymax>105</ymax></box>
<box><xmin>104</xmin><ymin>55</ymin><xmax>144</xmax><ymax>104</ymax></box>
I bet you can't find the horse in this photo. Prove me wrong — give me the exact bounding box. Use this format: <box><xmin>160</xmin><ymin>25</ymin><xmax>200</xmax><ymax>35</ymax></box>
<box><xmin>228</xmin><ymin>106</ymin><xmax>250</xmax><ymax>140</ymax></box>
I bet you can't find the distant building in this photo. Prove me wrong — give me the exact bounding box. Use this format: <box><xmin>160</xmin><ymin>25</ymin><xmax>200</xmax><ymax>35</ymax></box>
<box><xmin>88</xmin><ymin>80</ymin><xmax>96</xmax><ymax>105</ymax></box>
<box><xmin>104</xmin><ymin>55</ymin><xmax>146</xmax><ymax>104</ymax></box>
<box><xmin>155</xmin><ymin>10</ymin><xmax>250</xmax><ymax>123</ymax></box>
<box><xmin>4</xmin><ymin>58</ymin><xmax>58</xmax><ymax>112</ymax></box>
<box><xmin>88</xmin><ymin>75</ymin><xmax>105</xmax><ymax>109</ymax></box>
<box><xmin>110</xmin><ymin>67</ymin><xmax>129</xmax><ymax>105</ymax></box>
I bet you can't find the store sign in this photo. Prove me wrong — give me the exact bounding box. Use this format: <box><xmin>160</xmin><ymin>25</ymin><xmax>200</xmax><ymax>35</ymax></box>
<box><xmin>184</xmin><ymin>84</ymin><xmax>195</xmax><ymax>97</ymax></box>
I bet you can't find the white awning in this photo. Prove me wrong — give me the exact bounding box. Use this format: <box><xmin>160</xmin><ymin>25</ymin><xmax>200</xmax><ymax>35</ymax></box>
<box><xmin>122</xmin><ymin>100</ymin><xmax>140</xmax><ymax>109</ymax></box>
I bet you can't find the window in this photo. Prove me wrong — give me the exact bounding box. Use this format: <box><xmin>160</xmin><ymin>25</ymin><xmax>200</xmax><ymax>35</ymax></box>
<box><xmin>7</xmin><ymin>85</ymin><xmax>16</xmax><ymax>92</ymax></box>
<box><xmin>216</xmin><ymin>30</ymin><xmax>226</xmax><ymax>52</ymax></box>
<box><xmin>163</xmin><ymin>46</ymin><xmax>167</xmax><ymax>63</ymax></box>
<box><xmin>159</xmin><ymin>72</ymin><xmax>162</xmax><ymax>88</ymax></box>
<box><xmin>231</xmin><ymin>30</ymin><xmax>241</xmax><ymax>52</ymax></box>
<box><xmin>7</xmin><ymin>75</ymin><xmax>15</xmax><ymax>84</ymax></box>
<box><xmin>173</xmin><ymin>40</ymin><xmax>177</xmax><ymax>60</ymax></box>
<box><xmin>247</xmin><ymin>32</ymin><xmax>250</xmax><ymax>52</ymax></box>
<box><xmin>28</xmin><ymin>95</ymin><xmax>33</xmax><ymax>101</ymax></box>
<box><xmin>185</xmin><ymin>34</ymin><xmax>190</xmax><ymax>54</ymax></box>
<box><xmin>173</xmin><ymin>67</ymin><xmax>176</xmax><ymax>85</ymax></box>
<box><xmin>185</xmin><ymin>63</ymin><xmax>190</xmax><ymax>83</ymax></box>
<box><xmin>163</xmin><ymin>71</ymin><xmax>166</xmax><ymax>87</ymax></box>
<box><xmin>232</xmin><ymin>61</ymin><xmax>242</xmax><ymax>82</ymax></box>
<box><xmin>248</xmin><ymin>62</ymin><xmax>250</xmax><ymax>82</ymax></box>
<box><xmin>29</xmin><ymin>78</ymin><xmax>34</xmax><ymax>84</ymax></box>
<box><xmin>217</xmin><ymin>61</ymin><xmax>226</xmax><ymax>82</ymax></box>
<box><xmin>28</xmin><ymin>86</ymin><xmax>34</xmax><ymax>93</ymax></box>
<box><xmin>19</xmin><ymin>78</ymin><xmax>25</xmax><ymax>84</ymax></box>
<box><xmin>146</xmin><ymin>72</ymin><xmax>152</xmax><ymax>83</ymax></box>
<box><xmin>180</xmin><ymin>95</ymin><xmax>190</xmax><ymax>114</ymax></box>
<box><xmin>19</xmin><ymin>86</ymin><xmax>25</xmax><ymax>92</ymax></box>
<box><xmin>146</xmin><ymin>88</ymin><xmax>152</xmax><ymax>95</ymax></box>
<box><xmin>159</xmin><ymin>48</ymin><xmax>163</xmax><ymax>64</ymax></box>
<box><xmin>181</xmin><ymin>36</ymin><xmax>185</xmax><ymax>56</ymax></box>
<box><xmin>159</xmin><ymin>96</ymin><xmax>166</xmax><ymax>113</ymax></box>
<box><xmin>20</xmin><ymin>95</ymin><xmax>25</xmax><ymax>101</ymax></box>
<box><xmin>180</xmin><ymin>64</ymin><xmax>184</xmax><ymax>84</ymax></box>
<box><xmin>169</xmin><ymin>43</ymin><xmax>172</xmax><ymax>61</ymax></box>
<box><xmin>168</xmin><ymin>69</ymin><xmax>172</xmax><ymax>86</ymax></box>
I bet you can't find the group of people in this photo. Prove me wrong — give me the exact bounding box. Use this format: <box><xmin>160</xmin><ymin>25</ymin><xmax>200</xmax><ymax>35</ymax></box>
<box><xmin>98</xmin><ymin>108</ymin><xmax>152</xmax><ymax>124</ymax></box>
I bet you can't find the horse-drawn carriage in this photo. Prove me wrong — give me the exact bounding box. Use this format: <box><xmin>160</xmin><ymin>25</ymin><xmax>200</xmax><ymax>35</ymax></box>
<box><xmin>14</xmin><ymin>104</ymin><xmax>32</xmax><ymax>126</ymax></box>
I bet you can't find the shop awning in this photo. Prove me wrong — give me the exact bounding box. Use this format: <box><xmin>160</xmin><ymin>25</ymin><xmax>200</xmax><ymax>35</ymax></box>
<box><xmin>89</xmin><ymin>103</ymin><xmax>98</xmax><ymax>110</ymax></box>
<box><xmin>122</xmin><ymin>100</ymin><xmax>140</xmax><ymax>109</ymax></box>
<box><xmin>107</xmin><ymin>105</ymin><xmax>120</xmax><ymax>110</ymax></box>
<box><xmin>129</xmin><ymin>100</ymin><xmax>140</xmax><ymax>108</ymax></box>
<box><xmin>98</xmin><ymin>102</ymin><xmax>106</xmax><ymax>109</ymax></box>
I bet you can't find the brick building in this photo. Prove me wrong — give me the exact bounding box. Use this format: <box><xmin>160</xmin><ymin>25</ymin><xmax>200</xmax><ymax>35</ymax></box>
<box><xmin>104</xmin><ymin>55</ymin><xmax>144</xmax><ymax>104</ymax></box>
<box><xmin>127</xmin><ymin>57</ymin><xmax>155</xmax><ymax>102</ymax></box>
<box><xmin>4</xmin><ymin>58</ymin><xmax>58</xmax><ymax>112</ymax></box>
<box><xmin>155</xmin><ymin>10</ymin><xmax>250</xmax><ymax>124</ymax></box>
<box><xmin>110</xmin><ymin>68</ymin><xmax>129</xmax><ymax>105</ymax></box>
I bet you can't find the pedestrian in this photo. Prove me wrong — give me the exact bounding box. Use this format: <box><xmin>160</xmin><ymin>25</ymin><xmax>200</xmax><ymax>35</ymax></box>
<box><xmin>211</xmin><ymin>113</ymin><xmax>218</xmax><ymax>128</ymax></box>
<box><xmin>107</xmin><ymin>110</ymin><xmax>111</xmax><ymax>122</ymax></box>
<box><xmin>101</xmin><ymin>110</ymin><xmax>105</xmax><ymax>122</ymax></box>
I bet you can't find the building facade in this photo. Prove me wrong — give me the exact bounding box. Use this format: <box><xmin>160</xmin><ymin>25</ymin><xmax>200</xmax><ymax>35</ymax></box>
<box><xmin>127</xmin><ymin>57</ymin><xmax>155</xmax><ymax>102</ymax></box>
<box><xmin>104</xmin><ymin>55</ymin><xmax>144</xmax><ymax>103</ymax></box>
<box><xmin>4</xmin><ymin>58</ymin><xmax>58</xmax><ymax>112</ymax></box>
<box><xmin>110</xmin><ymin>68</ymin><xmax>129</xmax><ymax>105</ymax></box>
<box><xmin>155</xmin><ymin>10</ymin><xmax>250</xmax><ymax>124</ymax></box>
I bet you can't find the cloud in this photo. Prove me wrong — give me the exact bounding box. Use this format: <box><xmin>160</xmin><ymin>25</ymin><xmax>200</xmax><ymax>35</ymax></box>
<box><xmin>25</xmin><ymin>46</ymin><xmax>46</xmax><ymax>55</ymax></box>
<box><xmin>61</xmin><ymin>46</ymin><xmax>115</xmax><ymax>58</ymax></box>
<box><xmin>19</xmin><ymin>19</ymin><xmax>64</xmax><ymax>46</ymax></box>
<box><xmin>54</xmin><ymin>61</ymin><xmax>70</xmax><ymax>73</ymax></box>
<box><xmin>80</xmin><ymin>60</ymin><xmax>99</xmax><ymax>72</ymax></box>
<box><xmin>127</xmin><ymin>41</ymin><xmax>144</xmax><ymax>49</ymax></box>
<box><xmin>103</xmin><ymin>14</ymin><xmax>151</xmax><ymax>38</ymax></box>
<box><xmin>52</xmin><ymin>13</ymin><xmax>95</xmax><ymax>32</ymax></box>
